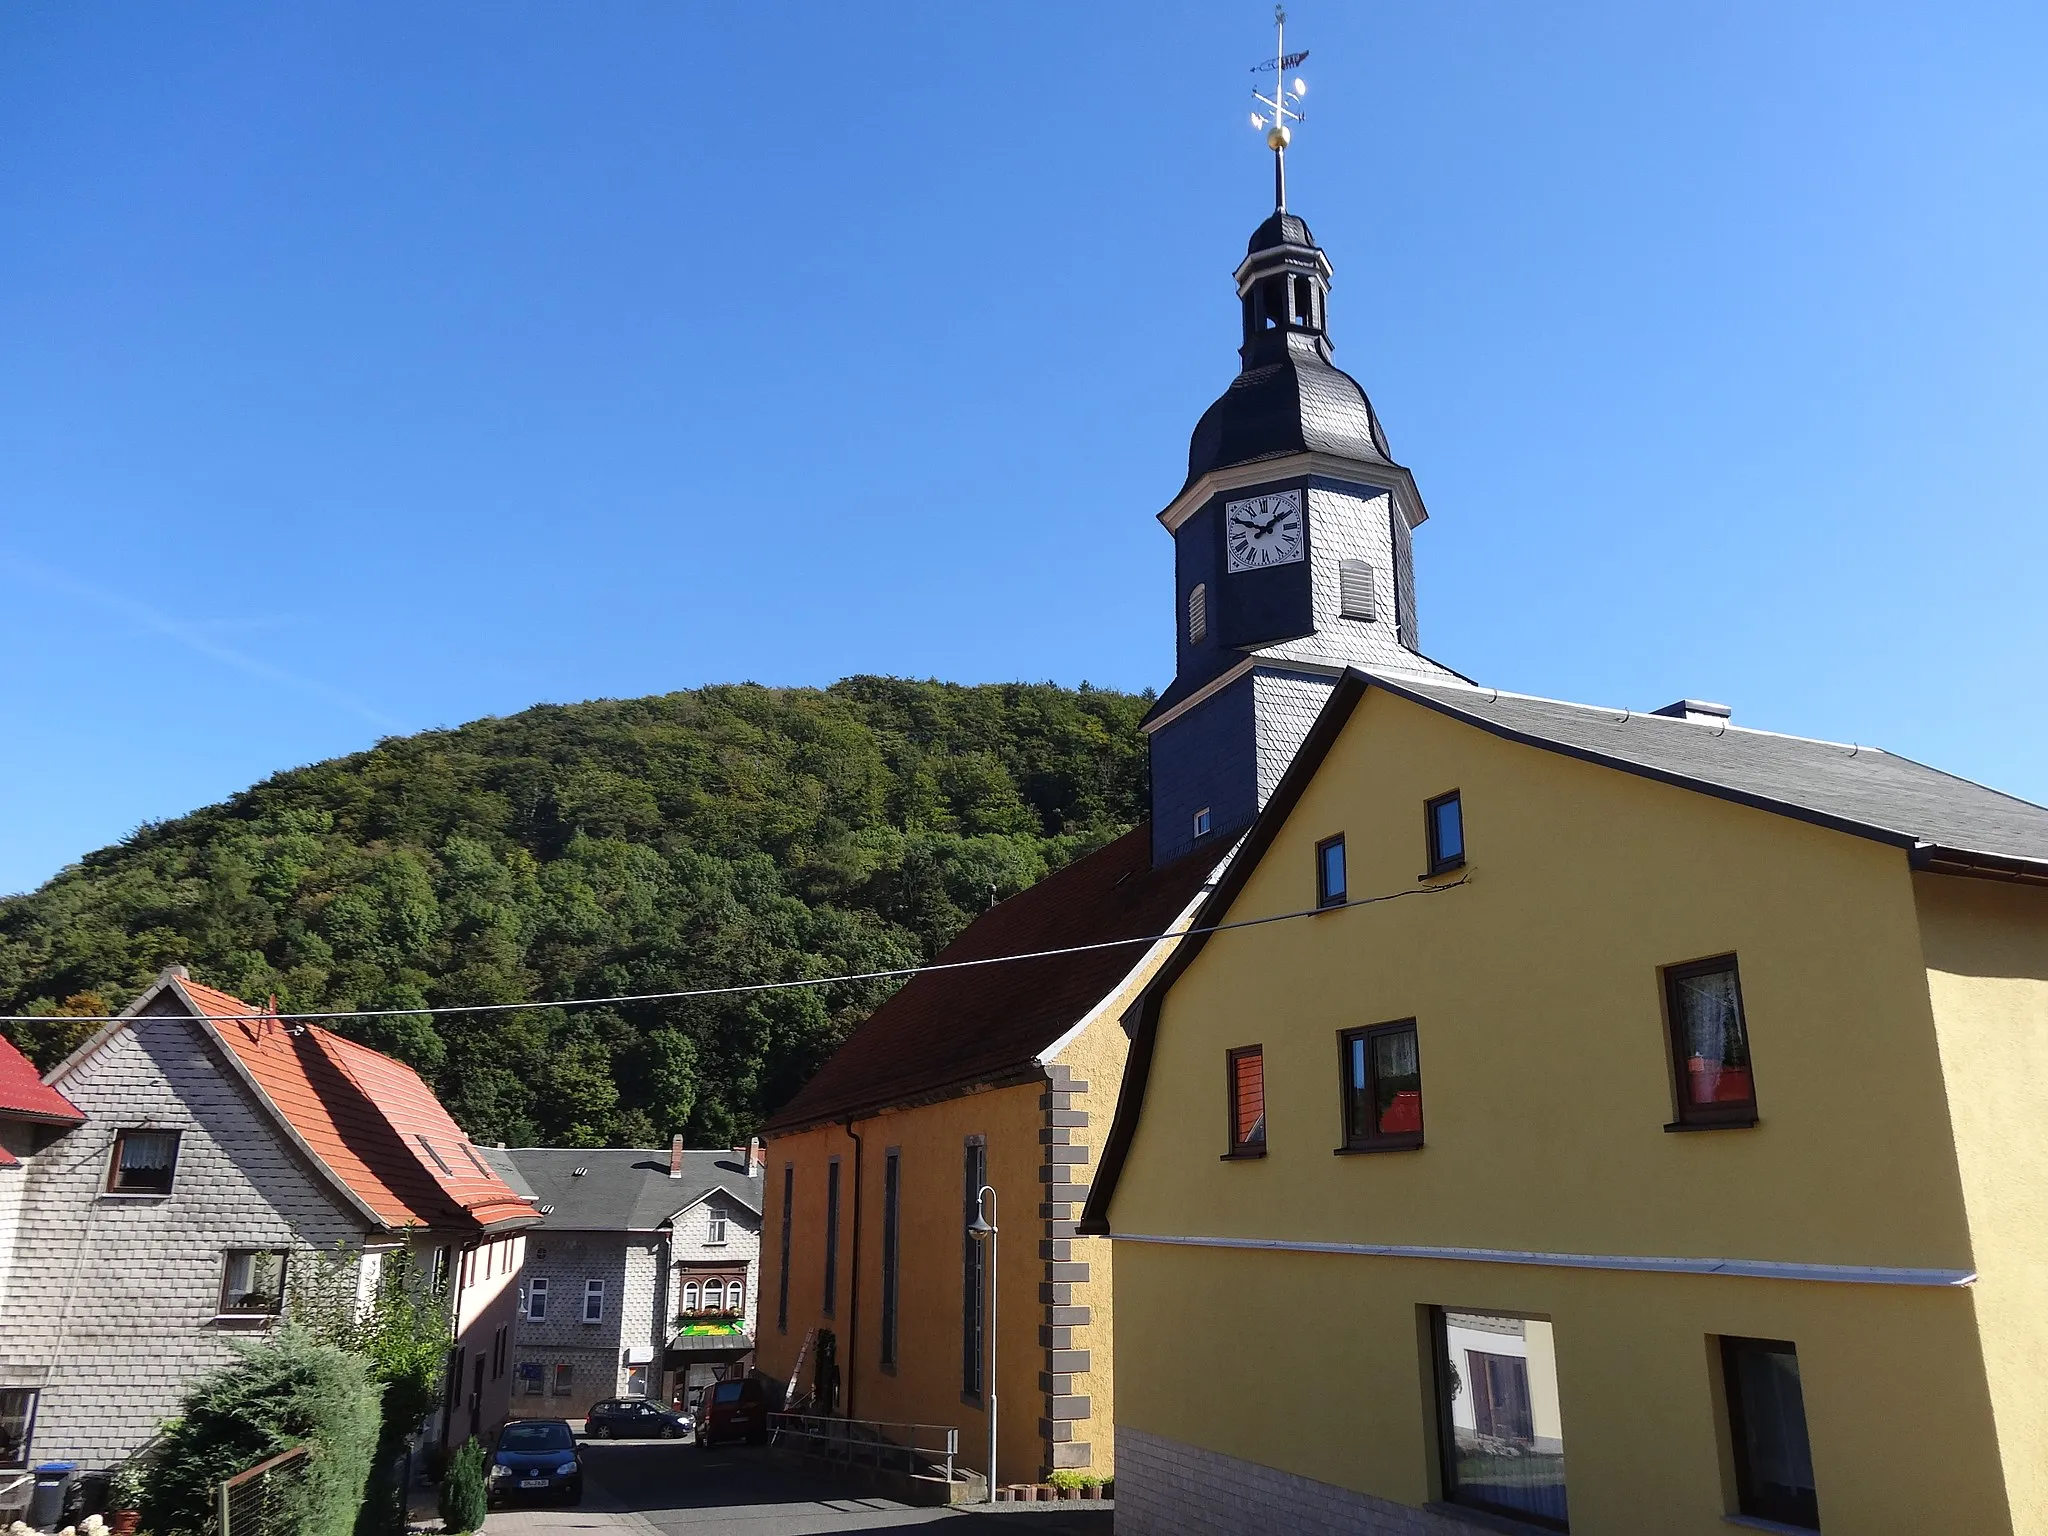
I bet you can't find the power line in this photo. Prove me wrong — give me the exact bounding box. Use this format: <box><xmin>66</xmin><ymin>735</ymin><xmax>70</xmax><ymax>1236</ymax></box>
<box><xmin>0</xmin><ymin>875</ymin><xmax>1470</xmax><ymax>1026</ymax></box>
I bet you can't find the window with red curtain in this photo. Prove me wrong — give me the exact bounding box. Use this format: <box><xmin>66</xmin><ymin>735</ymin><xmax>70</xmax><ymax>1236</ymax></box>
<box><xmin>1226</xmin><ymin>1046</ymin><xmax>1266</xmax><ymax>1156</ymax></box>
<box><xmin>1664</xmin><ymin>955</ymin><xmax>1758</xmax><ymax>1128</ymax></box>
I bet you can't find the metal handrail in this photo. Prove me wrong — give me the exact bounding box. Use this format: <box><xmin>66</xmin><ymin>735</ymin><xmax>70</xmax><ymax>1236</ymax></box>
<box><xmin>767</xmin><ymin>1411</ymin><xmax>960</xmax><ymax>1487</ymax></box>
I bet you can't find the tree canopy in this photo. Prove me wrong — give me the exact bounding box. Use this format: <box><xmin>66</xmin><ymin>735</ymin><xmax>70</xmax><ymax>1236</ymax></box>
<box><xmin>0</xmin><ymin>678</ymin><xmax>1150</xmax><ymax>1147</ymax></box>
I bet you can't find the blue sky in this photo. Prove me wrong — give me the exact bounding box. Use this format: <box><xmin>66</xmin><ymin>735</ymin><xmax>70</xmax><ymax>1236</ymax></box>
<box><xmin>3</xmin><ymin>1</ymin><xmax>2044</xmax><ymax>896</ymax></box>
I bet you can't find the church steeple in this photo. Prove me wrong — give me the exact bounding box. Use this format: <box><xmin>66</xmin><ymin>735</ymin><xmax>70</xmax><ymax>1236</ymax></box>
<box><xmin>1140</xmin><ymin>24</ymin><xmax>1465</xmax><ymax>869</ymax></box>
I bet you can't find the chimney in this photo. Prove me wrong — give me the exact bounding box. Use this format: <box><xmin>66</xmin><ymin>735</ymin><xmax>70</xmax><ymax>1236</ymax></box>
<box><xmin>748</xmin><ymin>1136</ymin><xmax>764</xmax><ymax>1176</ymax></box>
<box><xmin>1651</xmin><ymin>699</ymin><xmax>1732</xmax><ymax>726</ymax></box>
<box><xmin>669</xmin><ymin>1135</ymin><xmax>685</xmax><ymax>1179</ymax></box>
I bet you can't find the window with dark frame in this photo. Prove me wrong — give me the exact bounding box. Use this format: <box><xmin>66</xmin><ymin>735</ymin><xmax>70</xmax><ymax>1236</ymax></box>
<box><xmin>1425</xmin><ymin>790</ymin><xmax>1465</xmax><ymax>875</ymax></box>
<box><xmin>1194</xmin><ymin>806</ymin><xmax>1213</xmax><ymax>839</ymax></box>
<box><xmin>106</xmin><ymin>1129</ymin><xmax>180</xmax><ymax>1195</ymax></box>
<box><xmin>776</xmin><ymin>1164</ymin><xmax>793</xmax><ymax>1333</ymax></box>
<box><xmin>823</xmin><ymin>1158</ymin><xmax>841</xmax><ymax>1318</ymax></box>
<box><xmin>1664</xmin><ymin>955</ymin><xmax>1757</xmax><ymax>1127</ymax></box>
<box><xmin>1316</xmin><ymin>834</ymin><xmax>1348</xmax><ymax>908</ymax></box>
<box><xmin>1721</xmin><ymin>1336</ymin><xmax>1820</xmax><ymax>1529</ymax></box>
<box><xmin>1431</xmin><ymin>1307</ymin><xmax>1570</xmax><ymax>1530</ymax></box>
<box><xmin>550</xmin><ymin>1362</ymin><xmax>573</xmax><ymax>1396</ymax></box>
<box><xmin>1338</xmin><ymin>1020</ymin><xmax>1423</xmax><ymax>1151</ymax></box>
<box><xmin>962</xmin><ymin>1137</ymin><xmax>987</xmax><ymax>1397</ymax></box>
<box><xmin>880</xmin><ymin>1149</ymin><xmax>902</xmax><ymax>1368</ymax></box>
<box><xmin>1225</xmin><ymin>1046</ymin><xmax>1266</xmax><ymax>1157</ymax></box>
<box><xmin>0</xmin><ymin>1389</ymin><xmax>39</xmax><ymax>1469</ymax></box>
<box><xmin>217</xmin><ymin>1249</ymin><xmax>289</xmax><ymax>1316</ymax></box>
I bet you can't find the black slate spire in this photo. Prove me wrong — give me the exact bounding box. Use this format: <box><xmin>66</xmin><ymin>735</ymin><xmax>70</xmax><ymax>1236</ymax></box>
<box><xmin>1181</xmin><ymin>207</ymin><xmax>1395</xmax><ymax>491</ymax></box>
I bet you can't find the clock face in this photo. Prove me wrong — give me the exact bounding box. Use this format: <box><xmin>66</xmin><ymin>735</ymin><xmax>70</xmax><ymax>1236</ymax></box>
<box><xmin>1224</xmin><ymin>490</ymin><xmax>1305</xmax><ymax>572</ymax></box>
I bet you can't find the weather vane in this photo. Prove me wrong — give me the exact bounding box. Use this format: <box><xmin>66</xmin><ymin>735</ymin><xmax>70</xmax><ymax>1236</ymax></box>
<box><xmin>1249</xmin><ymin>5</ymin><xmax>1309</xmax><ymax>211</ymax></box>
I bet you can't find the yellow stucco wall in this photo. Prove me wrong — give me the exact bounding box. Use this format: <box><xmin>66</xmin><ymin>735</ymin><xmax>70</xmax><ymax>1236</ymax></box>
<box><xmin>759</xmin><ymin>1081</ymin><xmax>1052</xmax><ymax>1485</ymax></box>
<box><xmin>1919</xmin><ymin>871</ymin><xmax>2048</xmax><ymax>1532</ymax></box>
<box><xmin>1107</xmin><ymin>686</ymin><xmax>2014</xmax><ymax>1533</ymax></box>
<box><xmin>1116</xmin><ymin>1240</ymin><xmax>2000</xmax><ymax>1534</ymax></box>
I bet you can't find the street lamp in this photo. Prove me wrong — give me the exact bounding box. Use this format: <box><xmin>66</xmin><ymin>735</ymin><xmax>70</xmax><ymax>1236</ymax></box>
<box><xmin>966</xmin><ymin>1184</ymin><xmax>998</xmax><ymax>1500</ymax></box>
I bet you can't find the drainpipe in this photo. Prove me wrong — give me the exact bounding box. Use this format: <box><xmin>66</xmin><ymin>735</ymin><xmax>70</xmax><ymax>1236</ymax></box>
<box><xmin>841</xmin><ymin>1117</ymin><xmax>864</xmax><ymax>1419</ymax></box>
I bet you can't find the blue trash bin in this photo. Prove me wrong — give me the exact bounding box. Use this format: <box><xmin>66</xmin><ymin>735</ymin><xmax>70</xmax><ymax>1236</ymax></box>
<box><xmin>26</xmin><ymin>1461</ymin><xmax>79</xmax><ymax>1528</ymax></box>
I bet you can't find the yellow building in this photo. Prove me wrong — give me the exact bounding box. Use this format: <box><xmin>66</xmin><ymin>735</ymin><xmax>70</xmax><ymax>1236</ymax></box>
<box><xmin>757</xmin><ymin>826</ymin><xmax>1218</xmax><ymax>1486</ymax></box>
<box><xmin>1084</xmin><ymin>669</ymin><xmax>2048</xmax><ymax>1534</ymax></box>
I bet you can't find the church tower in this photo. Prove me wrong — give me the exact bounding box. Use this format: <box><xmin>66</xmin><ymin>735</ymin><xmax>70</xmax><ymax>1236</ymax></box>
<box><xmin>1146</xmin><ymin>38</ymin><xmax>1462</xmax><ymax>867</ymax></box>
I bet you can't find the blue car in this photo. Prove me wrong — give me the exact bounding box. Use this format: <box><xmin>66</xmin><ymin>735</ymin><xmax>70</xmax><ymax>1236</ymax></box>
<box><xmin>487</xmin><ymin>1418</ymin><xmax>583</xmax><ymax>1506</ymax></box>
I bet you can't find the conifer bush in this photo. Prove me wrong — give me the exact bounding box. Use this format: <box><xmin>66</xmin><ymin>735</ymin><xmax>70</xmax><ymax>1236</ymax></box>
<box><xmin>438</xmin><ymin>1438</ymin><xmax>488</xmax><ymax>1533</ymax></box>
<box><xmin>138</xmin><ymin>1325</ymin><xmax>381</xmax><ymax>1536</ymax></box>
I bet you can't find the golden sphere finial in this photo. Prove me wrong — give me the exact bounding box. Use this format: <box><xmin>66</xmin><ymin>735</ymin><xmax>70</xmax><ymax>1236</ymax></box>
<box><xmin>1266</xmin><ymin>123</ymin><xmax>1291</xmax><ymax>152</ymax></box>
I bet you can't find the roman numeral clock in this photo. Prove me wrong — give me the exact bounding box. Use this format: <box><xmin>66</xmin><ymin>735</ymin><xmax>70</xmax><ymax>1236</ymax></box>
<box><xmin>1225</xmin><ymin>490</ymin><xmax>1305</xmax><ymax>571</ymax></box>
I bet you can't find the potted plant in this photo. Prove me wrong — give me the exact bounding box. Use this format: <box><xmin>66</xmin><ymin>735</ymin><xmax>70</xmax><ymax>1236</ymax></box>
<box><xmin>106</xmin><ymin>1461</ymin><xmax>146</xmax><ymax>1534</ymax></box>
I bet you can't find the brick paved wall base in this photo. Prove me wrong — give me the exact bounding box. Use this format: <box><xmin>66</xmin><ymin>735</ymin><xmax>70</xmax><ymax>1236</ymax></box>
<box><xmin>1115</xmin><ymin>1425</ymin><xmax>1480</xmax><ymax>1536</ymax></box>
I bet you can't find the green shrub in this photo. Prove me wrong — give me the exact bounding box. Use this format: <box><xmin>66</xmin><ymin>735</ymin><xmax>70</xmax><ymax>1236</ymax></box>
<box><xmin>1047</xmin><ymin>1469</ymin><xmax>1101</xmax><ymax>1492</ymax></box>
<box><xmin>438</xmin><ymin>1437</ymin><xmax>488</xmax><ymax>1533</ymax></box>
<box><xmin>139</xmin><ymin>1324</ymin><xmax>382</xmax><ymax>1536</ymax></box>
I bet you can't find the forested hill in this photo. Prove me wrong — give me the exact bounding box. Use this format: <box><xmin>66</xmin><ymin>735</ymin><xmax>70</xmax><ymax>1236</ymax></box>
<box><xmin>0</xmin><ymin>678</ymin><xmax>1151</xmax><ymax>1148</ymax></box>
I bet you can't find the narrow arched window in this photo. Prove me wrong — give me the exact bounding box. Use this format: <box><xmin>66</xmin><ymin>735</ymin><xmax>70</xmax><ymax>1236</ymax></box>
<box><xmin>1188</xmin><ymin>583</ymin><xmax>1208</xmax><ymax>644</ymax></box>
<box><xmin>726</xmin><ymin>1280</ymin><xmax>744</xmax><ymax>1310</ymax></box>
<box><xmin>683</xmin><ymin>1282</ymin><xmax>701</xmax><ymax>1312</ymax></box>
<box><xmin>1294</xmin><ymin>275</ymin><xmax>1313</xmax><ymax>326</ymax></box>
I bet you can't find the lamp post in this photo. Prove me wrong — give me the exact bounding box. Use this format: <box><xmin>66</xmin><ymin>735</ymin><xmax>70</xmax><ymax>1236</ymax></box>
<box><xmin>966</xmin><ymin>1184</ymin><xmax>998</xmax><ymax>1500</ymax></box>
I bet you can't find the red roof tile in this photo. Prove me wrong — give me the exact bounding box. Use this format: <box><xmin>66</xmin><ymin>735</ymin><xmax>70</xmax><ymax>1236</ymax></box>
<box><xmin>0</xmin><ymin>1033</ymin><xmax>83</xmax><ymax>1127</ymax></box>
<box><xmin>177</xmin><ymin>979</ymin><xmax>531</xmax><ymax>1232</ymax></box>
<box><xmin>763</xmin><ymin>825</ymin><xmax>1218</xmax><ymax>1135</ymax></box>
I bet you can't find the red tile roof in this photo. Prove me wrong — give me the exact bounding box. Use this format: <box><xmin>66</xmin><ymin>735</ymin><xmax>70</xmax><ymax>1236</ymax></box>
<box><xmin>178</xmin><ymin>979</ymin><xmax>532</xmax><ymax>1232</ymax></box>
<box><xmin>763</xmin><ymin>825</ymin><xmax>1219</xmax><ymax>1135</ymax></box>
<box><xmin>0</xmin><ymin>1033</ymin><xmax>83</xmax><ymax>1127</ymax></box>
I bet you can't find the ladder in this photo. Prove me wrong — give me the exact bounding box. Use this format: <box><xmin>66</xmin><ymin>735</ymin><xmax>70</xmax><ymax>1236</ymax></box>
<box><xmin>784</xmin><ymin>1326</ymin><xmax>819</xmax><ymax>1409</ymax></box>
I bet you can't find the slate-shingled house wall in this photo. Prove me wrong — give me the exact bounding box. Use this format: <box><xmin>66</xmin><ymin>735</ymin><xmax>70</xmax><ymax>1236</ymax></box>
<box><xmin>0</xmin><ymin>968</ymin><xmax>537</xmax><ymax>1490</ymax></box>
<box><xmin>493</xmin><ymin>1144</ymin><xmax>763</xmax><ymax>1419</ymax></box>
<box><xmin>0</xmin><ymin>1003</ymin><xmax>370</xmax><ymax>1469</ymax></box>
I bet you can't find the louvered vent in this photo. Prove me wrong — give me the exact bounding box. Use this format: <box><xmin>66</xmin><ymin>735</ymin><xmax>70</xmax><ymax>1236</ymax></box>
<box><xmin>1339</xmin><ymin>559</ymin><xmax>1375</xmax><ymax>621</ymax></box>
<box><xmin>1187</xmin><ymin>583</ymin><xmax>1208</xmax><ymax>644</ymax></box>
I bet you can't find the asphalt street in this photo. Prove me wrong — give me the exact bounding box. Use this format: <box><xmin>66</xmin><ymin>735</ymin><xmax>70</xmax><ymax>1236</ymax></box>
<box><xmin>482</xmin><ymin>1438</ymin><xmax>1114</xmax><ymax>1536</ymax></box>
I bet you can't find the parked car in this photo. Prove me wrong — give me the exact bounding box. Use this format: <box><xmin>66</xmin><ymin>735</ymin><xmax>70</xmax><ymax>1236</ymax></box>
<box><xmin>587</xmin><ymin>1397</ymin><xmax>691</xmax><ymax>1440</ymax></box>
<box><xmin>487</xmin><ymin>1418</ymin><xmax>583</xmax><ymax>1506</ymax></box>
<box><xmin>694</xmin><ymin>1377</ymin><xmax>771</xmax><ymax>1449</ymax></box>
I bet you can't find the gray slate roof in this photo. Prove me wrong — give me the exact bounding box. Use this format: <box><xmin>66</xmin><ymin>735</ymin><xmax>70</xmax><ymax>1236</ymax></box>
<box><xmin>1378</xmin><ymin>674</ymin><xmax>2048</xmax><ymax>873</ymax></box>
<box><xmin>485</xmin><ymin>1146</ymin><xmax>761</xmax><ymax>1233</ymax></box>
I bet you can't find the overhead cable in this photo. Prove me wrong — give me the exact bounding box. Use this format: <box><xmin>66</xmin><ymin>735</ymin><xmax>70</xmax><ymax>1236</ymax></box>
<box><xmin>0</xmin><ymin>875</ymin><xmax>1470</xmax><ymax>1025</ymax></box>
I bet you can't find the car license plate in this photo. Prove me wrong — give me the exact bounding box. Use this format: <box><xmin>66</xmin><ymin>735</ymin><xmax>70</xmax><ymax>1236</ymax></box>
<box><xmin>519</xmin><ymin>1478</ymin><xmax>549</xmax><ymax>1489</ymax></box>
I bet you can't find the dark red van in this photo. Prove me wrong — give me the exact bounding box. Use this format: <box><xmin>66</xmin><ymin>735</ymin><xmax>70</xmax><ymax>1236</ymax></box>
<box><xmin>694</xmin><ymin>1377</ymin><xmax>770</xmax><ymax>1449</ymax></box>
